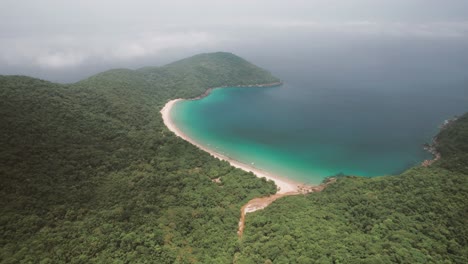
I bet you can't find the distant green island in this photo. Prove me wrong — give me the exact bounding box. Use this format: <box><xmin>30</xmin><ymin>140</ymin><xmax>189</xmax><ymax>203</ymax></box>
<box><xmin>1</xmin><ymin>52</ymin><xmax>467</xmax><ymax>263</ymax></box>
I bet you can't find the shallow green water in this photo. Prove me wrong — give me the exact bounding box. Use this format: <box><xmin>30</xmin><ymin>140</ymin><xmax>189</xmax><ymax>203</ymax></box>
<box><xmin>171</xmin><ymin>82</ymin><xmax>466</xmax><ymax>184</ymax></box>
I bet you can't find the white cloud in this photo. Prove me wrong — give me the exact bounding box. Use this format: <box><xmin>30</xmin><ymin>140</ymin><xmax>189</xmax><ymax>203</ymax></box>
<box><xmin>35</xmin><ymin>52</ymin><xmax>86</xmax><ymax>68</ymax></box>
<box><xmin>0</xmin><ymin>31</ymin><xmax>223</xmax><ymax>69</ymax></box>
<box><xmin>0</xmin><ymin>18</ymin><xmax>467</xmax><ymax>70</ymax></box>
<box><xmin>214</xmin><ymin>19</ymin><xmax>468</xmax><ymax>38</ymax></box>
<box><xmin>112</xmin><ymin>31</ymin><xmax>219</xmax><ymax>60</ymax></box>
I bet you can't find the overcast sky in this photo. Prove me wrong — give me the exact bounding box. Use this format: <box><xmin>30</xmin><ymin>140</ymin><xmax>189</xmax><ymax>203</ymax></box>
<box><xmin>1</xmin><ymin>0</ymin><xmax>467</xmax><ymax>82</ymax></box>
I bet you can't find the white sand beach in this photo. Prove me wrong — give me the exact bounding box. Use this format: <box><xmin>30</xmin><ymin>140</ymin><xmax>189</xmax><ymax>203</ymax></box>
<box><xmin>161</xmin><ymin>99</ymin><xmax>303</xmax><ymax>194</ymax></box>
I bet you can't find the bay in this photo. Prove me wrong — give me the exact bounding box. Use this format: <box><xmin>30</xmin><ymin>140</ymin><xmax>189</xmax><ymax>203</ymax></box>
<box><xmin>171</xmin><ymin>73</ymin><xmax>467</xmax><ymax>184</ymax></box>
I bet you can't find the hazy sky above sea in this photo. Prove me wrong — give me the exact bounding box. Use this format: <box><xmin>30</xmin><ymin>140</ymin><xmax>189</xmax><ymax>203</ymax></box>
<box><xmin>1</xmin><ymin>0</ymin><xmax>468</xmax><ymax>82</ymax></box>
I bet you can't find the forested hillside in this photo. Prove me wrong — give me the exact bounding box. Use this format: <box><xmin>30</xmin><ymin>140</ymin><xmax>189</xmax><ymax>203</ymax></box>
<box><xmin>238</xmin><ymin>113</ymin><xmax>468</xmax><ymax>264</ymax></box>
<box><xmin>437</xmin><ymin>114</ymin><xmax>468</xmax><ymax>175</ymax></box>
<box><xmin>1</xmin><ymin>51</ymin><xmax>467</xmax><ymax>263</ymax></box>
<box><xmin>0</xmin><ymin>52</ymin><xmax>279</xmax><ymax>263</ymax></box>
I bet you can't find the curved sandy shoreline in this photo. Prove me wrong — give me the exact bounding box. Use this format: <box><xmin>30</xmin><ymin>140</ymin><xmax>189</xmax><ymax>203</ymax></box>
<box><xmin>161</xmin><ymin>98</ymin><xmax>304</xmax><ymax>194</ymax></box>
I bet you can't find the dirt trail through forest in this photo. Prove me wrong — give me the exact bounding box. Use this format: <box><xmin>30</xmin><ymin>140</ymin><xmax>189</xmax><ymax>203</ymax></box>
<box><xmin>237</xmin><ymin>180</ymin><xmax>335</xmax><ymax>238</ymax></box>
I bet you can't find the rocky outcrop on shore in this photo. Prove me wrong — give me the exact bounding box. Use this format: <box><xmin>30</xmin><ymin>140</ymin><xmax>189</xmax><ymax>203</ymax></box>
<box><xmin>421</xmin><ymin>117</ymin><xmax>458</xmax><ymax>167</ymax></box>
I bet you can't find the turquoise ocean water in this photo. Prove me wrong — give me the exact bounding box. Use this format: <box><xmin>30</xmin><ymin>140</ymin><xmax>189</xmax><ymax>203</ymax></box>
<box><xmin>171</xmin><ymin>81</ymin><xmax>467</xmax><ymax>185</ymax></box>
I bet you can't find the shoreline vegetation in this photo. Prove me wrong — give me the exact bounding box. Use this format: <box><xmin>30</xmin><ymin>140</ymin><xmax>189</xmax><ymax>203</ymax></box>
<box><xmin>1</xmin><ymin>53</ymin><xmax>308</xmax><ymax>263</ymax></box>
<box><xmin>237</xmin><ymin>177</ymin><xmax>336</xmax><ymax>238</ymax></box>
<box><xmin>160</xmin><ymin>83</ymin><xmax>338</xmax><ymax>238</ymax></box>
<box><xmin>161</xmin><ymin>82</ymin><xmax>323</xmax><ymax>195</ymax></box>
<box><xmin>421</xmin><ymin>116</ymin><xmax>458</xmax><ymax>167</ymax></box>
<box><xmin>187</xmin><ymin>81</ymin><xmax>283</xmax><ymax>101</ymax></box>
<box><xmin>2</xmin><ymin>52</ymin><xmax>467</xmax><ymax>262</ymax></box>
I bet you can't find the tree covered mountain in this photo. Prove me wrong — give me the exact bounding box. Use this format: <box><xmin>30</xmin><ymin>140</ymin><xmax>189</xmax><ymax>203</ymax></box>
<box><xmin>0</xmin><ymin>52</ymin><xmax>278</xmax><ymax>263</ymax></box>
<box><xmin>0</xmin><ymin>52</ymin><xmax>467</xmax><ymax>263</ymax></box>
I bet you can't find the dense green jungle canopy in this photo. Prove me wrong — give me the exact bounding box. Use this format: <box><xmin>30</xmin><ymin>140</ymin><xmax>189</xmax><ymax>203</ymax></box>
<box><xmin>0</xmin><ymin>52</ymin><xmax>466</xmax><ymax>263</ymax></box>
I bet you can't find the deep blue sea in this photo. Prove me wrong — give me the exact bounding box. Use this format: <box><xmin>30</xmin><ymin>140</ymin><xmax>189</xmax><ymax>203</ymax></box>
<box><xmin>171</xmin><ymin>57</ymin><xmax>467</xmax><ymax>184</ymax></box>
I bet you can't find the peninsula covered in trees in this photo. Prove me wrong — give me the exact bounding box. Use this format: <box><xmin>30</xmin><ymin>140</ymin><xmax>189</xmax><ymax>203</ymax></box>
<box><xmin>1</xmin><ymin>52</ymin><xmax>467</xmax><ymax>263</ymax></box>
